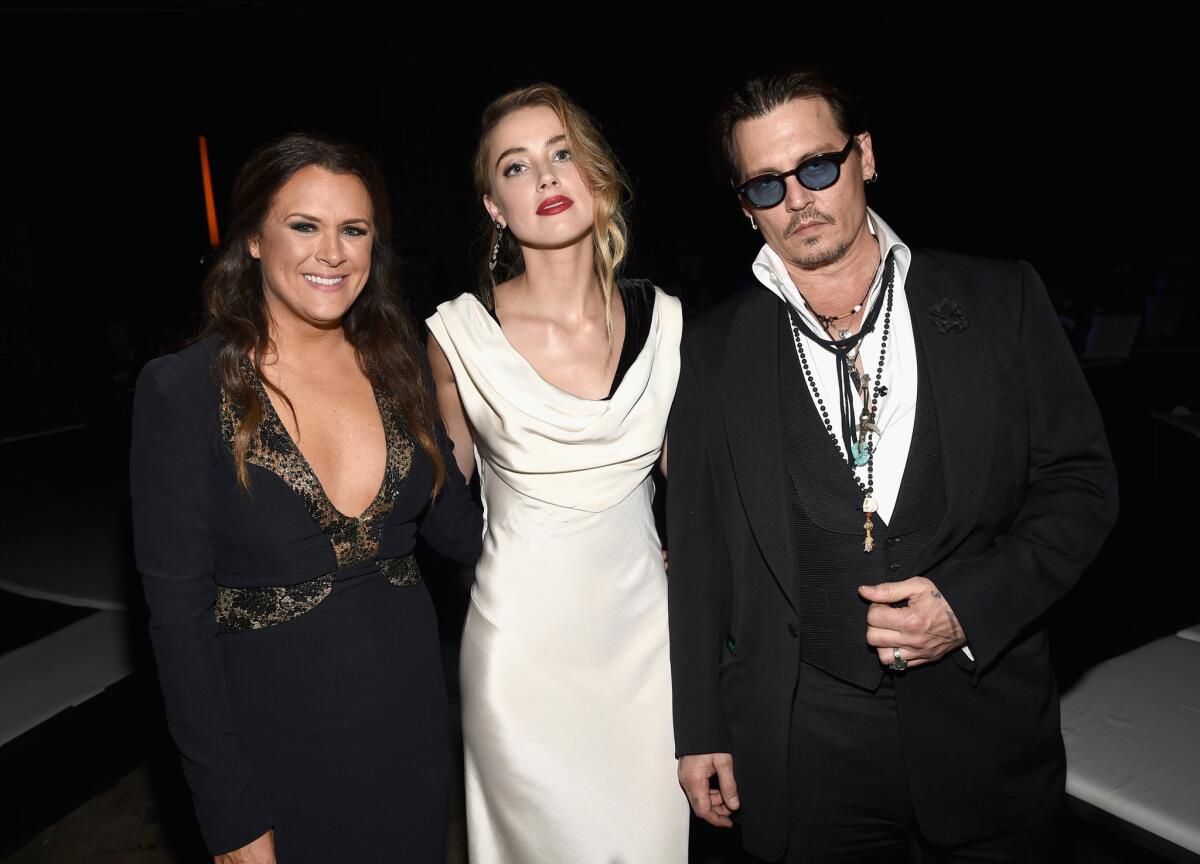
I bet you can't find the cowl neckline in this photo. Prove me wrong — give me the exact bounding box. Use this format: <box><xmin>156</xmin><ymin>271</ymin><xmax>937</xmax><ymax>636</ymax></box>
<box><xmin>427</xmin><ymin>285</ymin><xmax>681</xmax><ymax>512</ymax></box>
<box><xmin>451</xmin><ymin>288</ymin><xmax>662</xmax><ymax>433</ymax></box>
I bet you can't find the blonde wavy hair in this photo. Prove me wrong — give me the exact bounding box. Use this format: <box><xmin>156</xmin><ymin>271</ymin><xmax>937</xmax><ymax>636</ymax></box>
<box><xmin>473</xmin><ymin>83</ymin><xmax>632</xmax><ymax>348</ymax></box>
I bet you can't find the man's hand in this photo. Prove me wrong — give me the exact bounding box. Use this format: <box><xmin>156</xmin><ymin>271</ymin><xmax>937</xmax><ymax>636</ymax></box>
<box><xmin>214</xmin><ymin>829</ymin><xmax>275</xmax><ymax>864</ymax></box>
<box><xmin>678</xmin><ymin>753</ymin><xmax>739</xmax><ymax>828</ymax></box>
<box><xmin>859</xmin><ymin>577</ymin><xmax>966</xmax><ymax>669</ymax></box>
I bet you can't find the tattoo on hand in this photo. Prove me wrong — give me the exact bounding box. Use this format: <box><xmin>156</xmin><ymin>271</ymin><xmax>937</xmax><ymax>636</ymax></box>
<box><xmin>945</xmin><ymin>609</ymin><xmax>960</xmax><ymax>642</ymax></box>
<box><xmin>931</xmin><ymin>590</ymin><xmax>943</xmax><ymax>599</ymax></box>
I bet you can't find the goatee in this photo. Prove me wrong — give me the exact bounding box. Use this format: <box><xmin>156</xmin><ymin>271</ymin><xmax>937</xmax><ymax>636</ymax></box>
<box><xmin>792</xmin><ymin>239</ymin><xmax>851</xmax><ymax>271</ymax></box>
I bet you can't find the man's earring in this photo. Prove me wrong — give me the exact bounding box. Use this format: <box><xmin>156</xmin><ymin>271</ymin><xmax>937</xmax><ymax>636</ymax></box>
<box><xmin>866</xmin><ymin>171</ymin><xmax>879</xmax><ymax>184</ymax></box>
<box><xmin>749</xmin><ymin>215</ymin><xmax>757</xmax><ymax>231</ymax></box>
<box><xmin>490</xmin><ymin>220</ymin><xmax>504</xmax><ymax>271</ymax></box>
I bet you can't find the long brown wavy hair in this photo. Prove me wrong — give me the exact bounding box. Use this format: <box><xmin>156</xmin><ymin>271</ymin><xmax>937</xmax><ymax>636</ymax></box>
<box><xmin>473</xmin><ymin>84</ymin><xmax>632</xmax><ymax>348</ymax></box>
<box><xmin>201</xmin><ymin>132</ymin><xmax>445</xmax><ymax>496</ymax></box>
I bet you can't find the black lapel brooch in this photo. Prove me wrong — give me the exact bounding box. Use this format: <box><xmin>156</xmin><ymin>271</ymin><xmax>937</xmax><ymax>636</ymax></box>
<box><xmin>930</xmin><ymin>298</ymin><xmax>969</xmax><ymax>334</ymax></box>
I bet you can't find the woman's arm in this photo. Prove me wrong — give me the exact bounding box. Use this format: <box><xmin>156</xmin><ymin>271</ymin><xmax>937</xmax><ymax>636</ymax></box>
<box><xmin>426</xmin><ymin>334</ymin><xmax>476</xmax><ymax>483</ymax></box>
<box><xmin>416</xmin><ymin>346</ymin><xmax>483</xmax><ymax>566</ymax></box>
<box><xmin>130</xmin><ymin>355</ymin><xmax>273</xmax><ymax>858</ymax></box>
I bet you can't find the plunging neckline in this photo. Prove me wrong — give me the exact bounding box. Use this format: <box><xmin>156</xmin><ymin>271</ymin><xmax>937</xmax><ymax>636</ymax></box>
<box><xmin>466</xmin><ymin>285</ymin><xmax>654</xmax><ymax>404</ymax></box>
<box><xmin>249</xmin><ymin>366</ymin><xmax>391</xmax><ymax>522</ymax></box>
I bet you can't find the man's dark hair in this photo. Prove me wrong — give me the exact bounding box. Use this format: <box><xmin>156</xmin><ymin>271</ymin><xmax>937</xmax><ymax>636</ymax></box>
<box><xmin>713</xmin><ymin>67</ymin><xmax>868</xmax><ymax>184</ymax></box>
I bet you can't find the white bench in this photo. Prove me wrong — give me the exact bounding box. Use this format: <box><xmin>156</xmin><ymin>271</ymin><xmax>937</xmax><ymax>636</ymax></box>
<box><xmin>1062</xmin><ymin>628</ymin><xmax>1200</xmax><ymax>861</ymax></box>
<box><xmin>0</xmin><ymin>610</ymin><xmax>132</xmax><ymax>747</ymax></box>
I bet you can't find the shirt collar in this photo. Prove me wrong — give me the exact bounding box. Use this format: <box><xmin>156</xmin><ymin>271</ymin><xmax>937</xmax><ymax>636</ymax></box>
<box><xmin>751</xmin><ymin>208</ymin><xmax>911</xmax><ymax>330</ymax></box>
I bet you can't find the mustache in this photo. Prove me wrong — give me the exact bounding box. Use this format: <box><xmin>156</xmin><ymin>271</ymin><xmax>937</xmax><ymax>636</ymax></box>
<box><xmin>786</xmin><ymin>210</ymin><xmax>836</xmax><ymax>234</ymax></box>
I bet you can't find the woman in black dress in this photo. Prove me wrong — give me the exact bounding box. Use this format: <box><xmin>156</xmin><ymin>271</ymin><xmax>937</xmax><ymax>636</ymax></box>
<box><xmin>130</xmin><ymin>134</ymin><xmax>481</xmax><ymax>863</ymax></box>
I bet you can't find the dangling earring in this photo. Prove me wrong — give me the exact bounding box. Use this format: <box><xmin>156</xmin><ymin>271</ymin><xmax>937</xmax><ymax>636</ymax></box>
<box><xmin>750</xmin><ymin>215</ymin><xmax>758</xmax><ymax>230</ymax></box>
<box><xmin>489</xmin><ymin>220</ymin><xmax>504</xmax><ymax>271</ymax></box>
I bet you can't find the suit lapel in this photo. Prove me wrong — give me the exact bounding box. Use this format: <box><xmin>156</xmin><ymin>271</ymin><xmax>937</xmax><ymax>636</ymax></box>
<box><xmin>722</xmin><ymin>291</ymin><xmax>796</xmax><ymax>610</ymax></box>
<box><xmin>905</xmin><ymin>248</ymin><xmax>996</xmax><ymax>574</ymax></box>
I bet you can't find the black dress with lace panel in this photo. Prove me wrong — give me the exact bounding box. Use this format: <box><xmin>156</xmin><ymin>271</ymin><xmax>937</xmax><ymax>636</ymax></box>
<box><xmin>130</xmin><ymin>334</ymin><xmax>482</xmax><ymax>863</ymax></box>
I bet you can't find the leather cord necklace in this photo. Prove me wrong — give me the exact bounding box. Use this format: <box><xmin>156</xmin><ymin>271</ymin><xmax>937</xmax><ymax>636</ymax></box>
<box><xmin>802</xmin><ymin>282</ymin><xmax>871</xmax><ymax>338</ymax></box>
<box><xmin>787</xmin><ymin>250</ymin><xmax>896</xmax><ymax>552</ymax></box>
<box><xmin>788</xmin><ymin>251</ymin><xmax>895</xmax><ymax>465</ymax></box>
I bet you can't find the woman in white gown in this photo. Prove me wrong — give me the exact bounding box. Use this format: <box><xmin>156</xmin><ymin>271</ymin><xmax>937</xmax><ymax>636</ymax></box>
<box><xmin>426</xmin><ymin>84</ymin><xmax>687</xmax><ymax>863</ymax></box>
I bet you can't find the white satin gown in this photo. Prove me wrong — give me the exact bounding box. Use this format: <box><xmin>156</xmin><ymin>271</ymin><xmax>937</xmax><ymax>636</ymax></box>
<box><xmin>426</xmin><ymin>285</ymin><xmax>688</xmax><ymax>863</ymax></box>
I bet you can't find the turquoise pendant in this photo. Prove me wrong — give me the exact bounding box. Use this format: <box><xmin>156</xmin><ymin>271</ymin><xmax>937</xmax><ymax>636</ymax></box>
<box><xmin>851</xmin><ymin>442</ymin><xmax>870</xmax><ymax>466</ymax></box>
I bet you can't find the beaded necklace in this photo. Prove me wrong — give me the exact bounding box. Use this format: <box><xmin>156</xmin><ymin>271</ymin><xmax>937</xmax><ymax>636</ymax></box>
<box><xmin>802</xmin><ymin>282</ymin><xmax>871</xmax><ymax>336</ymax></box>
<box><xmin>786</xmin><ymin>251</ymin><xmax>895</xmax><ymax>552</ymax></box>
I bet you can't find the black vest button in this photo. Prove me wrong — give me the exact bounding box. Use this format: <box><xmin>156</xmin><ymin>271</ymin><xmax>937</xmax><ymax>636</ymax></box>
<box><xmin>888</xmin><ymin>563</ymin><xmax>900</xmax><ymax>573</ymax></box>
<box><xmin>887</xmin><ymin>536</ymin><xmax>898</xmax><ymax>546</ymax></box>
<box><xmin>787</xmin><ymin>622</ymin><xmax>798</xmax><ymax>638</ymax></box>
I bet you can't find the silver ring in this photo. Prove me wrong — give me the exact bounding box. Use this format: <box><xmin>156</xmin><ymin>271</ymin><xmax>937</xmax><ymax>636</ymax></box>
<box><xmin>890</xmin><ymin>647</ymin><xmax>908</xmax><ymax>672</ymax></box>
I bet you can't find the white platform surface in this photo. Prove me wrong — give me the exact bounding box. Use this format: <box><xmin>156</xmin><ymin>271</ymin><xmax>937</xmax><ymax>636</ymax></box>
<box><xmin>1062</xmin><ymin>631</ymin><xmax>1200</xmax><ymax>854</ymax></box>
<box><xmin>0</xmin><ymin>610</ymin><xmax>132</xmax><ymax>746</ymax></box>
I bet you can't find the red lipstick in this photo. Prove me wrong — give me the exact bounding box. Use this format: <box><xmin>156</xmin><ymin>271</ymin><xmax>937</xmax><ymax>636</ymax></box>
<box><xmin>536</xmin><ymin>195</ymin><xmax>574</xmax><ymax>216</ymax></box>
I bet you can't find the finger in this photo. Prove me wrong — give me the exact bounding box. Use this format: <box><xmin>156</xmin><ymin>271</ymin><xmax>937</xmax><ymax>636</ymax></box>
<box><xmin>681</xmin><ymin>776</ymin><xmax>714</xmax><ymax>820</ymax></box>
<box><xmin>694</xmin><ymin>783</ymin><xmax>731</xmax><ymax>827</ymax></box>
<box><xmin>866</xmin><ymin>625</ymin><xmax>905</xmax><ymax>648</ymax></box>
<box><xmin>705</xmin><ymin>810</ymin><xmax>734</xmax><ymax>828</ymax></box>
<box><xmin>865</xmin><ymin>604</ymin><xmax>915</xmax><ymax>630</ymax></box>
<box><xmin>714</xmin><ymin>755</ymin><xmax>740</xmax><ymax>812</ymax></box>
<box><xmin>911</xmin><ymin>643</ymin><xmax>956</xmax><ymax>664</ymax></box>
<box><xmin>869</xmin><ymin>604</ymin><xmax>932</xmax><ymax>640</ymax></box>
<box><xmin>678</xmin><ymin>767</ymin><xmax>713</xmax><ymax>820</ymax></box>
<box><xmin>878</xmin><ymin>643</ymin><xmax>912</xmax><ymax>667</ymax></box>
<box><xmin>859</xmin><ymin>577</ymin><xmax>922</xmax><ymax>604</ymax></box>
<box><xmin>877</xmin><ymin>645</ymin><xmax>917</xmax><ymax>667</ymax></box>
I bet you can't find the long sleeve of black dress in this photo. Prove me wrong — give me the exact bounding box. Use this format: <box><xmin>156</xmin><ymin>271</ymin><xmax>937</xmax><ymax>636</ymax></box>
<box><xmin>130</xmin><ymin>355</ymin><xmax>272</xmax><ymax>854</ymax></box>
<box><xmin>416</xmin><ymin>350</ymin><xmax>483</xmax><ymax>564</ymax></box>
<box><xmin>131</xmin><ymin>340</ymin><xmax>484</xmax><ymax>856</ymax></box>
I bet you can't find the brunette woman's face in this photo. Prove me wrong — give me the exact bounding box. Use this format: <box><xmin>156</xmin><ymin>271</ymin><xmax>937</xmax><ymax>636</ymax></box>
<box><xmin>248</xmin><ymin>165</ymin><xmax>374</xmax><ymax>332</ymax></box>
<box><xmin>483</xmin><ymin>106</ymin><xmax>595</xmax><ymax>250</ymax></box>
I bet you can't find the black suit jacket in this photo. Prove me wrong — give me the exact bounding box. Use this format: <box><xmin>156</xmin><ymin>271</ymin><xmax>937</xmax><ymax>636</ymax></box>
<box><xmin>666</xmin><ymin>248</ymin><xmax>1118</xmax><ymax>859</ymax></box>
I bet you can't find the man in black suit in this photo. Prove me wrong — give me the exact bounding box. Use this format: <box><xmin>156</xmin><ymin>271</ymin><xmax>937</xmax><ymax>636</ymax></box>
<box><xmin>667</xmin><ymin>69</ymin><xmax>1118</xmax><ymax>862</ymax></box>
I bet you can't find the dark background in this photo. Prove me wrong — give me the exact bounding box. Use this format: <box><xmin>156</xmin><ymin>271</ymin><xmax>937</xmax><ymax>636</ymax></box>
<box><xmin>0</xmin><ymin>7</ymin><xmax>1195</xmax><ymax>861</ymax></box>
<box><xmin>2</xmin><ymin>11</ymin><xmax>1192</xmax><ymax>423</ymax></box>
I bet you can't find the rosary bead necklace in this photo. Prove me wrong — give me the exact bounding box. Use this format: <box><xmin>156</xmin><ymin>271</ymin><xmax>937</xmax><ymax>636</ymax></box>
<box><xmin>787</xmin><ymin>252</ymin><xmax>896</xmax><ymax>552</ymax></box>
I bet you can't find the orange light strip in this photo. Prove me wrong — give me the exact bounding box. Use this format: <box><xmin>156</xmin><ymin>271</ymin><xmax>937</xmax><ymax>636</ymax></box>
<box><xmin>198</xmin><ymin>135</ymin><xmax>220</xmax><ymax>248</ymax></box>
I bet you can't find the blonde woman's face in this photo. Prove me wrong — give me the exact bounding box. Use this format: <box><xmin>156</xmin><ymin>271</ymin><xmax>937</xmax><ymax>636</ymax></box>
<box><xmin>483</xmin><ymin>105</ymin><xmax>595</xmax><ymax>251</ymax></box>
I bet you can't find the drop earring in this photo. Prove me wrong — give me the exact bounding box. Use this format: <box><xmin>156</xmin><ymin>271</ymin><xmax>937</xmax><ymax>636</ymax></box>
<box><xmin>489</xmin><ymin>220</ymin><xmax>504</xmax><ymax>271</ymax></box>
<box><xmin>750</xmin><ymin>215</ymin><xmax>757</xmax><ymax>230</ymax></box>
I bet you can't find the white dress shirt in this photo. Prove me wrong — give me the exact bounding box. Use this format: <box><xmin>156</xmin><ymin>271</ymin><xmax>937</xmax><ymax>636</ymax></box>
<box><xmin>752</xmin><ymin>208</ymin><xmax>915</xmax><ymax>525</ymax></box>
